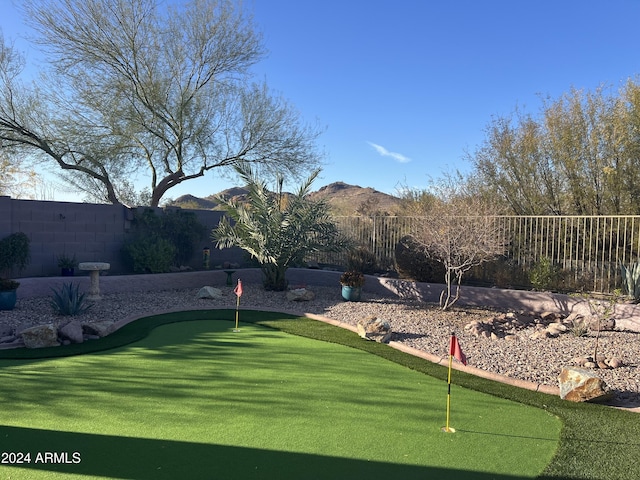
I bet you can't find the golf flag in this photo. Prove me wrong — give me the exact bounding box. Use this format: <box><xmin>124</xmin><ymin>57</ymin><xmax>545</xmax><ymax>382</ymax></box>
<box><xmin>233</xmin><ymin>279</ymin><xmax>242</xmax><ymax>332</ymax></box>
<box><xmin>443</xmin><ymin>333</ymin><xmax>466</xmax><ymax>433</ymax></box>
<box><xmin>449</xmin><ymin>334</ymin><xmax>467</xmax><ymax>365</ymax></box>
<box><xmin>234</xmin><ymin>279</ymin><xmax>243</xmax><ymax>297</ymax></box>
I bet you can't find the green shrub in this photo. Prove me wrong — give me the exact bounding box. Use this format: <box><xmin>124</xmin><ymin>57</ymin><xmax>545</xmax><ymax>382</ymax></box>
<box><xmin>160</xmin><ymin>209</ymin><xmax>207</xmax><ymax>265</ymax></box>
<box><xmin>50</xmin><ymin>283</ymin><xmax>92</xmax><ymax>316</ymax></box>
<box><xmin>122</xmin><ymin>208</ymin><xmax>206</xmax><ymax>272</ymax></box>
<box><xmin>0</xmin><ymin>232</ymin><xmax>31</xmax><ymax>275</ymax></box>
<box><xmin>529</xmin><ymin>257</ymin><xmax>562</xmax><ymax>291</ymax></box>
<box><xmin>122</xmin><ymin>237</ymin><xmax>176</xmax><ymax>273</ymax></box>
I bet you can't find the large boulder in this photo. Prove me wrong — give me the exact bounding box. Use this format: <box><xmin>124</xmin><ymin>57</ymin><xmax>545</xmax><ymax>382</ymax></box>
<box><xmin>20</xmin><ymin>324</ymin><xmax>60</xmax><ymax>349</ymax></box>
<box><xmin>58</xmin><ymin>321</ymin><xmax>84</xmax><ymax>344</ymax></box>
<box><xmin>286</xmin><ymin>288</ymin><xmax>315</xmax><ymax>302</ymax></box>
<box><xmin>558</xmin><ymin>367</ymin><xmax>612</xmax><ymax>402</ymax></box>
<box><xmin>357</xmin><ymin>316</ymin><xmax>393</xmax><ymax>343</ymax></box>
<box><xmin>197</xmin><ymin>286</ymin><xmax>223</xmax><ymax>299</ymax></box>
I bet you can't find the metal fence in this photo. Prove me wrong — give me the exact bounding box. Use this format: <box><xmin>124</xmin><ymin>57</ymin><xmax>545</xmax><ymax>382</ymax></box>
<box><xmin>312</xmin><ymin>215</ymin><xmax>640</xmax><ymax>293</ymax></box>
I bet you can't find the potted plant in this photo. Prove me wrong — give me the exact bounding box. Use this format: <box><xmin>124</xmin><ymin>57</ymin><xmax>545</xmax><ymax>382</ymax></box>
<box><xmin>340</xmin><ymin>270</ymin><xmax>365</xmax><ymax>302</ymax></box>
<box><xmin>0</xmin><ymin>232</ymin><xmax>31</xmax><ymax>310</ymax></box>
<box><xmin>57</xmin><ymin>253</ymin><xmax>78</xmax><ymax>276</ymax></box>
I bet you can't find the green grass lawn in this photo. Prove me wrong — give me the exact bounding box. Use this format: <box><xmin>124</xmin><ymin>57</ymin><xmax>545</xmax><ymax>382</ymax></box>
<box><xmin>0</xmin><ymin>309</ymin><xmax>638</xmax><ymax>479</ymax></box>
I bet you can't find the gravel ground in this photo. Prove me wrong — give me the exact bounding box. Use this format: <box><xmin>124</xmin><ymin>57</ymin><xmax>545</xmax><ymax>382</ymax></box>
<box><xmin>2</xmin><ymin>285</ymin><xmax>639</xmax><ymax>407</ymax></box>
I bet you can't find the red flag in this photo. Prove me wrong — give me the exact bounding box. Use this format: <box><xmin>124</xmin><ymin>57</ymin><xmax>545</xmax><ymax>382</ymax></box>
<box><xmin>234</xmin><ymin>279</ymin><xmax>243</xmax><ymax>297</ymax></box>
<box><xmin>449</xmin><ymin>334</ymin><xmax>467</xmax><ymax>365</ymax></box>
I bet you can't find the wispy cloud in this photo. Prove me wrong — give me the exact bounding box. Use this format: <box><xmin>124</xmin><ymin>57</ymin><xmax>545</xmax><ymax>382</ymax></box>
<box><xmin>367</xmin><ymin>142</ymin><xmax>411</xmax><ymax>163</ymax></box>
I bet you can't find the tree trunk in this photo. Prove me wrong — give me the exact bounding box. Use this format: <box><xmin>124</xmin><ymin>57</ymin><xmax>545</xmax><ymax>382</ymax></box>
<box><xmin>261</xmin><ymin>264</ymin><xmax>288</xmax><ymax>291</ymax></box>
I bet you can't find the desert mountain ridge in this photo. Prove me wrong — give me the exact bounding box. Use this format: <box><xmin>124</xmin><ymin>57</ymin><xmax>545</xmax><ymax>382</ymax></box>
<box><xmin>170</xmin><ymin>181</ymin><xmax>401</xmax><ymax>216</ymax></box>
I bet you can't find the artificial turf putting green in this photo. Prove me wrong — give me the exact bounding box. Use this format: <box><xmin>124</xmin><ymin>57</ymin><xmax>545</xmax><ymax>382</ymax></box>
<box><xmin>0</xmin><ymin>311</ymin><xmax>561</xmax><ymax>479</ymax></box>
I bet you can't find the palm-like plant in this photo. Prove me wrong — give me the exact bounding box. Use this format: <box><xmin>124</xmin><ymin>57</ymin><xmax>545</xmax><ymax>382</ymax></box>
<box><xmin>212</xmin><ymin>165</ymin><xmax>351</xmax><ymax>290</ymax></box>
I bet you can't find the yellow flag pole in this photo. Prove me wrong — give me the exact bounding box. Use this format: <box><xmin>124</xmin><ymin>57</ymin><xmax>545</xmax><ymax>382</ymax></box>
<box><xmin>234</xmin><ymin>293</ymin><xmax>240</xmax><ymax>332</ymax></box>
<box><xmin>442</xmin><ymin>352</ymin><xmax>455</xmax><ymax>433</ymax></box>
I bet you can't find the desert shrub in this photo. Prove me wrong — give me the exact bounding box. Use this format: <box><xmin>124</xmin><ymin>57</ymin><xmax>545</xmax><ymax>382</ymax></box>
<box><xmin>394</xmin><ymin>235</ymin><xmax>446</xmax><ymax>283</ymax></box>
<box><xmin>50</xmin><ymin>283</ymin><xmax>92</xmax><ymax>316</ymax></box>
<box><xmin>569</xmin><ymin>318</ymin><xmax>589</xmax><ymax>337</ymax></box>
<box><xmin>0</xmin><ymin>232</ymin><xmax>31</xmax><ymax>275</ymax></box>
<box><xmin>529</xmin><ymin>257</ymin><xmax>562</xmax><ymax>291</ymax></box>
<box><xmin>122</xmin><ymin>208</ymin><xmax>206</xmax><ymax>272</ymax></box>
<box><xmin>122</xmin><ymin>237</ymin><xmax>176</xmax><ymax>273</ymax></box>
<box><xmin>467</xmin><ymin>256</ymin><xmax>529</xmax><ymax>289</ymax></box>
<box><xmin>347</xmin><ymin>245</ymin><xmax>378</xmax><ymax>274</ymax></box>
<box><xmin>160</xmin><ymin>209</ymin><xmax>207</xmax><ymax>265</ymax></box>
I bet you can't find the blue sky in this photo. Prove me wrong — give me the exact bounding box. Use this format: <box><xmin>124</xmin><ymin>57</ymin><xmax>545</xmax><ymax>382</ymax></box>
<box><xmin>3</xmin><ymin>0</ymin><xmax>640</xmax><ymax>201</ymax></box>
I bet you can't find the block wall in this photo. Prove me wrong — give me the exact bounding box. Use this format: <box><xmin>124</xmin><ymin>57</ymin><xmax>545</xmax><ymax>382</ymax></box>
<box><xmin>0</xmin><ymin>197</ymin><xmax>242</xmax><ymax>278</ymax></box>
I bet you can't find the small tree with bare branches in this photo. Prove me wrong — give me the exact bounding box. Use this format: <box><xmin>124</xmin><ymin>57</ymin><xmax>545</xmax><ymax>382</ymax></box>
<box><xmin>401</xmin><ymin>179</ymin><xmax>505</xmax><ymax>309</ymax></box>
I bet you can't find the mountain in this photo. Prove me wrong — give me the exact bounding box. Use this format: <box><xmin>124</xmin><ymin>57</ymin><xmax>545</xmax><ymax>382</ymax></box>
<box><xmin>168</xmin><ymin>194</ymin><xmax>218</xmax><ymax>210</ymax></box>
<box><xmin>171</xmin><ymin>182</ymin><xmax>401</xmax><ymax>215</ymax></box>
<box><xmin>308</xmin><ymin>182</ymin><xmax>400</xmax><ymax>215</ymax></box>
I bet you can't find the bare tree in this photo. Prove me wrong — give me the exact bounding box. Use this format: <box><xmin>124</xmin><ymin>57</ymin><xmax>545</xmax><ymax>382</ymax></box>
<box><xmin>404</xmin><ymin>179</ymin><xmax>505</xmax><ymax>309</ymax></box>
<box><xmin>0</xmin><ymin>0</ymin><xmax>321</xmax><ymax>206</ymax></box>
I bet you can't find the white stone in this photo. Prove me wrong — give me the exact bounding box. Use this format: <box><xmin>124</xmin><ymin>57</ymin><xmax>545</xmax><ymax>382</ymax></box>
<box><xmin>286</xmin><ymin>288</ymin><xmax>315</xmax><ymax>301</ymax></box>
<box><xmin>197</xmin><ymin>286</ymin><xmax>223</xmax><ymax>299</ymax></box>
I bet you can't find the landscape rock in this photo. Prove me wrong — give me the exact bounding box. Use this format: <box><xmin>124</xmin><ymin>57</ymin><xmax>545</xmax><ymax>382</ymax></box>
<box><xmin>197</xmin><ymin>286</ymin><xmax>223</xmax><ymax>299</ymax></box>
<box><xmin>357</xmin><ymin>316</ymin><xmax>393</xmax><ymax>343</ymax></box>
<box><xmin>589</xmin><ymin>317</ymin><xmax>616</xmax><ymax>332</ymax></box>
<box><xmin>20</xmin><ymin>324</ymin><xmax>60</xmax><ymax>349</ymax></box>
<box><xmin>607</xmin><ymin>357</ymin><xmax>623</xmax><ymax>368</ymax></box>
<box><xmin>545</xmin><ymin>323</ymin><xmax>567</xmax><ymax>337</ymax></box>
<box><xmin>58</xmin><ymin>321</ymin><xmax>84</xmax><ymax>344</ymax></box>
<box><xmin>558</xmin><ymin>367</ymin><xmax>612</xmax><ymax>402</ymax></box>
<box><xmin>286</xmin><ymin>288</ymin><xmax>315</xmax><ymax>301</ymax></box>
<box><xmin>571</xmin><ymin>355</ymin><xmax>624</xmax><ymax>370</ymax></box>
<box><xmin>0</xmin><ymin>335</ymin><xmax>16</xmax><ymax>344</ymax></box>
<box><xmin>82</xmin><ymin>321</ymin><xmax>114</xmax><ymax>337</ymax></box>
<box><xmin>530</xmin><ymin>329</ymin><xmax>550</xmax><ymax>340</ymax></box>
<box><xmin>540</xmin><ymin>311</ymin><xmax>562</xmax><ymax>322</ymax></box>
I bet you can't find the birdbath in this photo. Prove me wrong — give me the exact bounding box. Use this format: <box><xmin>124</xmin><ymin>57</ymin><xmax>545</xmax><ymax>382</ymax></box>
<box><xmin>78</xmin><ymin>262</ymin><xmax>110</xmax><ymax>300</ymax></box>
<box><xmin>223</xmin><ymin>270</ymin><xmax>236</xmax><ymax>286</ymax></box>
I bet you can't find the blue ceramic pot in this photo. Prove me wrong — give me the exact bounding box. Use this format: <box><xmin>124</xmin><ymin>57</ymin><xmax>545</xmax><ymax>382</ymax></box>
<box><xmin>0</xmin><ymin>289</ymin><xmax>17</xmax><ymax>310</ymax></box>
<box><xmin>341</xmin><ymin>285</ymin><xmax>362</xmax><ymax>302</ymax></box>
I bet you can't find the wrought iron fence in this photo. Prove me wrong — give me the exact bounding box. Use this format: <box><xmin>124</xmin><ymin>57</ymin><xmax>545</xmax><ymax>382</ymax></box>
<box><xmin>311</xmin><ymin>215</ymin><xmax>640</xmax><ymax>293</ymax></box>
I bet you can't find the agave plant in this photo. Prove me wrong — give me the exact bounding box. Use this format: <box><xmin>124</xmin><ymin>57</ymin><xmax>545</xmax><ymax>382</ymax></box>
<box><xmin>620</xmin><ymin>261</ymin><xmax>640</xmax><ymax>302</ymax></box>
<box><xmin>212</xmin><ymin>164</ymin><xmax>352</xmax><ymax>291</ymax></box>
<box><xmin>50</xmin><ymin>283</ymin><xmax>92</xmax><ymax>316</ymax></box>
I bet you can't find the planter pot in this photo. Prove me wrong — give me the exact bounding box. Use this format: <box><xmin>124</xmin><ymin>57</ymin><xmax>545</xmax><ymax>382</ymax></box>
<box><xmin>61</xmin><ymin>267</ymin><xmax>75</xmax><ymax>277</ymax></box>
<box><xmin>341</xmin><ymin>285</ymin><xmax>362</xmax><ymax>302</ymax></box>
<box><xmin>0</xmin><ymin>289</ymin><xmax>17</xmax><ymax>310</ymax></box>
